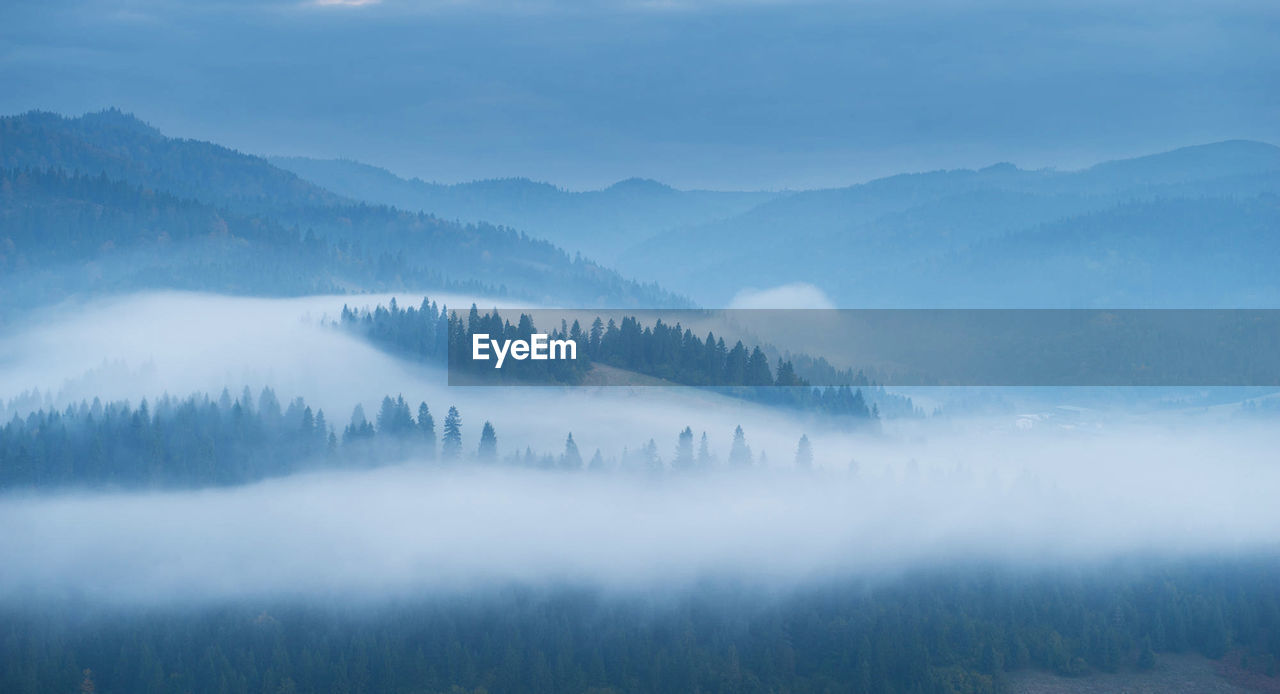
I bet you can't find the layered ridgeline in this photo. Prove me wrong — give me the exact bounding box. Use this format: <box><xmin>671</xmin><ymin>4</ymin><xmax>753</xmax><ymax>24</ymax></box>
<box><xmin>0</xmin><ymin>110</ymin><xmax>683</xmax><ymax>312</ymax></box>
<box><xmin>276</xmin><ymin>137</ymin><xmax>1280</xmax><ymax>308</ymax></box>
<box><xmin>619</xmin><ymin>141</ymin><xmax>1280</xmax><ymax>306</ymax></box>
<box><xmin>335</xmin><ymin>298</ymin><xmax>919</xmax><ymax>418</ymax></box>
<box><xmin>270</xmin><ymin>156</ymin><xmax>779</xmax><ymax>265</ymax></box>
<box><xmin>0</xmin><ymin>168</ymin><xmax>470</xmax><ymax>300</ymax></box>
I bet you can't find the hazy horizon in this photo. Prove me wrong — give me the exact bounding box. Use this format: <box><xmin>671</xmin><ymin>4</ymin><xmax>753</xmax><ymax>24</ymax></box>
<box><xmin>3</xmin><ymin>0</ymin><xmax>1276</xmax><ymax>189</ymax></box>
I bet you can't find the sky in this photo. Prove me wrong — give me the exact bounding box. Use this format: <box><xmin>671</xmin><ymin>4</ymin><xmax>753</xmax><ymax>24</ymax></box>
<box><xmin>1</xmin><ymin>0</ymin><xmax>1277</xmax><ymax>189</ymax></box>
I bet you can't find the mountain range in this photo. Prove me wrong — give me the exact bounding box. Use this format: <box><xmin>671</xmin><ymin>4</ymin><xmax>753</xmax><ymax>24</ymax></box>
<box><xmin>276</xmin><ymin>139</ymin><xmax>1280</xmax><ymax>308</ymax></box>
<box><xmin>3</xmin><ymin>108</ymin><xmax>1278</xmax><ymax>315</ymax></box>
<box><xmin>269</xmin><ymin>156</ymin><xmax>778</xmax><ymax>265</ymax></box>
<box><xmin>0</xmin><ymin>109</ymin><xmax>683</xmax><ymax>316</ymax></box>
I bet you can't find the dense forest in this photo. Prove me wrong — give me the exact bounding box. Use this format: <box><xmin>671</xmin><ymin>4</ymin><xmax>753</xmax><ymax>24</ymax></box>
<box><xmin>337</xmin><ymin>299</ymin><xmax>894</xmax><ymax>419</ymax></box>
<box><xmin>0</xmin><ymin>388</ymin><xmax>808</xmax><ymax>489</ymax></box>
<box><xmin>0</xmin><ymin>167</ymin><xmax>493</xmax><ymax>307</ymax></box>
<box><xmin>3</xmin><ymin>559</ymin><xmax>1277</xmax><ymax>694</ymax></box>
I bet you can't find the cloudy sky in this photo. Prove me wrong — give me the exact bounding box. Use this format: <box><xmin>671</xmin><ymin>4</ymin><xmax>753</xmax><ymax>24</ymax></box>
<box><xmin>1</xmin><ymin>0</ymin><xmax>1276</xmax><ymax>189</ymax></box>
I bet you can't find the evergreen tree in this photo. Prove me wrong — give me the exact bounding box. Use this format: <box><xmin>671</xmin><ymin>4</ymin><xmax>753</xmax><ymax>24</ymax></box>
<box><xmin>441</xmin><ymin>406</ymin><xmax>462</xmax><ymax>460</ymax></box>
<box><xmin>641</xmin><ymin>438</ymin><xmax>661</xmax><ymax>473</ymax></box>
<box><xmin>745</xmin><ymin>347</ymin><xmax>773</xmax><ymax>386</ymax></box>
<box><xmin>674</xmin><ymin>426</ymin><xmax>695</xmax><ymax>471</ymax></box>
<box><xmin>417</xmin><ymin>402</ymin><xmax>436</xmax><ymax>460</ymax></box>
<box><xmin>561</xmin><ymin>433</ymin><xmax>583</xmax><ymax>470</ymax></box>
<box><xmin>795</xmin><ymin>434</ymin><xmax>813</xmax><ymax>470</ymax></box>
<box><xmin>343</xmin><ymin>404</ymin><xmax>374</xmax><ymax>444</ymax></box>
<box><xmin>478</xmin><ymin>421</ymin><xmax>497</xmax><ymax>462</ymax></box>
<box><xmin>729</xmin><ymin>425</ymin><xmax>752</xmax><ymax>468</ymax></box>
<box><xmin>589</xmin><ymin>317</ymin><xmax>604</xmax><ymax>356</ymax></box>
<box><xmin>314</xmin><ymin>409</ymin><xmax>329</xmax><ymax>450</ymax></box>
<box><xmin>376</xmin><ymin>395</ymin><xmax>414</xmax><ymax>437</ymax></box>
<box><xmin>588</xmin><ymin>449</ymin><xmax>606</xmax><ymax>472</ymax></box>
<box><xmin>258</xmin><ymin>387</ymin><xmax>282</xmax><ymax>424</ymax></box>
<box><xmin>775</xmin><ymin>360</ymin><xmax>805</xmax><ymax>387</ymax></box>
<box><xmin>697</xmin><ymin>432</ymin><xmax>713</xmax><ymax>469</ymax></box>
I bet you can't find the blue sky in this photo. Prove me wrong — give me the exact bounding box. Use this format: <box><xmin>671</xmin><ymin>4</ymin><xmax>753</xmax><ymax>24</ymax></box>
<box><xmin>1</xmin><ymin>0</ymin><xmax>1277</xmax><ymax>189</ymax></box>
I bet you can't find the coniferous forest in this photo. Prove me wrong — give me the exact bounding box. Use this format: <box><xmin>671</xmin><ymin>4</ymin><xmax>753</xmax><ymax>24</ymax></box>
<box><xmin>338</xmin><ymin>298</ymin><xmax>894</xmax><ymax>419</ymax></box>
<box><xmin>3</xmin><ymin>559</ymin><xmax>1278</xmax><ymax>694</ymax></box>
<box><xmin>0</xmin><ymin>387</ymin><xmax>810</xmax><ymax>488</ymax></box>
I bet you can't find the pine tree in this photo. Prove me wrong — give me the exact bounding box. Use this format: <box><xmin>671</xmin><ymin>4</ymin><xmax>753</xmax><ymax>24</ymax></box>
<box><xmin>795</xmin><ymin>434</ymin><xmax>813</xmax><ymax>470</ymax></box>
<box><xmin>697</xmin><ymin>432</ymin><xmax>713</xmax><ymax>469</ymax></box>
<box><xmin>729</xmin><ymin>425</ymin><xmax>752</xmax><ymax>468</ymax></box>
<box><xmin>258</xmin><ymin>387</ymin><xmax>282</xmax><ymax>424</ymax></box>
<box><xmin>674</xmin><ymin>426</ymin><xmax>695</xmax><ymax>470</ymax></box>
<box><xmin>375</xmin><ymin>395</ymin><xmax>414</xmax><ymax>437</ymax></box>
<box><xmin>376</xmin><ymin>396</ymin><xmax>397</xmax><ymax>435</ymax></box>
<box><xmin>343</xmin><ymin>404</ymin><xmax>373</xmax><ymax>444</ymax></box>
<box><xmin>314</xmin><ymin>409</ymin><xmax>329</xmax><ymax>449</ymax></box>
<box><xmin>588</xmin><ymin>449</ymin><xmax>606</xmax><ymax>472</ymax></box>
<box><xmin>478</xmin><ymin>421</ymin><xmax>497</xmax><ymax>462</ymax></box>
<box><xmin>417</xmin><ymin>402</ymin><xmax>435</xmax><ymax>460</ymax></box>
<box><xmin>775</xmin><ymin>360</ymin><xmax>803</xmax><ymax>387</ymax></box>
<box><xmin>745</xmin><ymin>347</ymin><xmax>773</xmax><ymax>386</ymax></box>
<box><xmin>442</xmin><ymin>406</ymin><xmax>462</xmax><ymax>460</ymax></box>
<box><xmin>561</xmin><ymin>433</ymin><xmax>583</xmax><ymax>470</ymax></box>
<box><xmin>589</xmin><ymin>317</ymin><xmax>604</xmax><ymax>357</ymax></box>
<box><xmin>642</xmin><ymin>438</ymin><xmax>661</xmax><ymax>473</ymax></box>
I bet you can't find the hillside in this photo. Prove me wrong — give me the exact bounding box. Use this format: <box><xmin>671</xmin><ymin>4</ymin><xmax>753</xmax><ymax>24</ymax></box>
<box><xmin>0</xmin><ymin>110</ymin><xmax>686</xmax><ymax>309</ymax></box>
<box><xmin>0</xmin><ymin>109</ymin><xmax>342</xmax><ymax>215</ymax></box>
<box><xmin>0</xmin><ymin>168</ymin><xmax>466</xmax><ymax>311</ymax></box>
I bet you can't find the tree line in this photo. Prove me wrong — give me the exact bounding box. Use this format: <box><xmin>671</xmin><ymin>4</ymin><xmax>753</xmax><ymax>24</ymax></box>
<box><xmin>341</xmin><ymin>299</ymin><xmax>902</xmax><ymax>419</ymax></box>
<box><xmin>0</xmin><ymin>388</ymin><xmax>818</xmax><ymax>489</ymax></box>
<box><xmin>3</xmin><ymin>559</ymin><xmax>1277</xmax><ymax>694</ymax></box>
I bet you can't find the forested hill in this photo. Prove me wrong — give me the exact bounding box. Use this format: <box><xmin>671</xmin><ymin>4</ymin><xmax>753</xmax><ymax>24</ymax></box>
<box><xmin>0</xmin><ymin>110</ymin><xmax>685</xmax><ymax>310</ymax></box>
<box><xmin>0</xmin><ymin>168</ymin><xmax>489</xmax><ymax>304</ymax></box>
<box><xmin>336</xmin><ymin>298</ymin><xmax>919</xmax><ymax>419</ymax></box>
<box><xmin>0</xmin><ymin>109</ymin><xmax>341</xmax><ymax>215</ymax></box>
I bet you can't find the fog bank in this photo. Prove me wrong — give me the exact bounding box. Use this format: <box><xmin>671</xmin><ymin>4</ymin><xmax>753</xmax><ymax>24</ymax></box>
<box><xmin>2</xmin><ymin>420</ymin><xmax>1278</xmax><ymax>605</ymax></box>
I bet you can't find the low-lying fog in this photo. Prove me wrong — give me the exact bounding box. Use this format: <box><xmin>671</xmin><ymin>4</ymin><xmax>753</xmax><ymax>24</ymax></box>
<box><xmin>2</xmin><ymin>427</ymin><xmax>1278</xmax><ymax>605</ymax></box>
<box><xmin>1</xmin><ymin>292</ymin><xmax>1277</xmax><ymax>606</ymax></box>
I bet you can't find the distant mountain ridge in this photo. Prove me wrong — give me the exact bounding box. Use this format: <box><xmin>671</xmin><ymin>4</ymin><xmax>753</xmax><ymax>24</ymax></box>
<box><xmin>0</xmin><ymin>109</ymin><xmax>687</xmax><ymax>311</ymax></box>
<box><xmin>616</xmin><ymin>140</ymin><xmax>1280</xmax><ymax>307</ymax></box>
<box><xmin>270</xmin><ymin>156</ymin><xmax>779</xmax><ymax>263</ymax></box>
<box><xmin>5</xmin><ymin>108</ymin><xmax>1276</xmax><ymax>311</ymax></box>
<box><xmin>1</xmin><ymin>109</ymin><xmax>343</xmax><ymax>214</ymax></box>
<box><xmin>274</xmin><ymin>141</ymin><xmax>1280</xmax><ymax>309</ymax></box>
